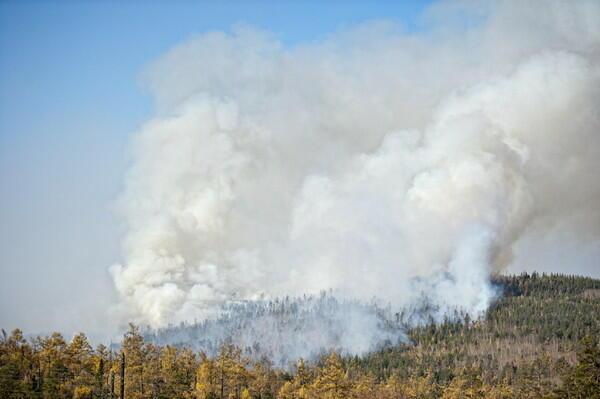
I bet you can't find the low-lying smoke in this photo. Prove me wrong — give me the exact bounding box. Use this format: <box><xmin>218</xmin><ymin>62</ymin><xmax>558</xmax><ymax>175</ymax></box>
<box><xmin>145</xmin><ymin>294</ymin><xmax>406</xmax><ymax>368</ymax></box>
<box><xmin>110</xmin><ymin>0</ymin><xmax>600</xmax><ymax>356</ymax></box>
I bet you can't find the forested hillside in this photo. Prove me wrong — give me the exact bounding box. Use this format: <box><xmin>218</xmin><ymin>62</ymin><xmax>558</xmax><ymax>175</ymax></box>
<box><xmin>1</xmin><ymin>273</ymin><xmax>599</xmax><ymax>398</ymax></box>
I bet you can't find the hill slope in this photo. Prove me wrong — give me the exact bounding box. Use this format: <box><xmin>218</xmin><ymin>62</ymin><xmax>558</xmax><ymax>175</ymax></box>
<box><xmin>350</xmin><ymin>273</ymin><xmax>600</xmax><ymax>394</ymax></box>
<box><xmin>1</xmin><ymin>273</ymin><xmax>599</xmax><ymax>398</ymax></box>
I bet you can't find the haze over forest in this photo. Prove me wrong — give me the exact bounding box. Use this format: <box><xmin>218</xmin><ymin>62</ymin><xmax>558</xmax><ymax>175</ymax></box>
<box><xmin>1</xmin><ymin>0</ymin><xmax>599</xmax><ymax>371</ymax></box>
<box><xmin>1</xmin><ymin>1</ymin><xmax>600</xmax><ymax>398</ymax></box>
<box><xmin>112</xmin><ymin>0</ymin><xmax>600</xmax><ymax>339</ymax></box>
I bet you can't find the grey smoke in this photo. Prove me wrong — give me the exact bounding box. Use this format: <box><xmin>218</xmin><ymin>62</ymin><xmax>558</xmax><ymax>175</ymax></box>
<box><xmin>110</xmin><ymin>0</ymin><xmax>600</xmax><ymax>355</ymax></box>
<box><xmin>145</xmin><ymin>294</ymin><xmax>406</xmax><ymax>368</ymax></box>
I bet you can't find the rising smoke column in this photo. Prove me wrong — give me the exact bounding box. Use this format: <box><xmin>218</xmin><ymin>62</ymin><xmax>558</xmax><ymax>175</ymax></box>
<box><xmin>111</xmin><ymin>0</ymin><xmax>600</xmax><ymax>340</ymax></box>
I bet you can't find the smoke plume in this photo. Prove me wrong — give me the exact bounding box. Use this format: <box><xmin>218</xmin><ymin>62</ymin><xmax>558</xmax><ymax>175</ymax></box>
<box><xmin>110</xmin><ymin>0</ymin><xmax>600</xmax><ymax>355</ymax></box>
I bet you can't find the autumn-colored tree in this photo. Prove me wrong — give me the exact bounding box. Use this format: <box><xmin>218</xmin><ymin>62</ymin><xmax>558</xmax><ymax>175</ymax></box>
<box><xmin>379</xmin><ymin>374</ymin><xmax>405</xmax><ymax>399</ymax></box>
<box><xmin>143</xmin><ymin>343</ymin><xmax>164</xmax><ymax>398</ymax></box>
<box><xmin>197</xmin><ymin>353</ymin><xmax>219</xmax><ymax>399</ymax></box>
<box><xmin>40</xmin><ymin>332</ymin><xmax>70</xmax><ymax>399</ymax></box>
<box><xmin>0</xmin><ymin>329</ymin><xmax>36</xmax><ymax>399</ymax></box>
<box><xmin>217</xmin><ymin>344</ymin><xmax>249</xmax><ymax>399</ymax></box>
<box><xmin>122</xmin><ymin>323</ymin><xmax>146</xmax><ymax>399</ymax></box>
<box><xmin>309</xmin><ymin>353</ymin><xmax>351</xmax><ymax>399</ymax></box>
<box><xmin>482</xmin><ymin>381</ymin><xmax>514</xmax><ymax>399</ymax></box>
<box><xmin>248</xmin><ymin>359</ymin><xmax>277</xmax><ymax>399</ymax></box>
<box><xmin>160</xmin><ymin>345</ymin><xmax>197</xmax><ymax>398</ymax></box>
<box><xmin>441</xmin><ymin>368</ymin><xmax>487</xmax><ymax>399</ymax></box>
<box><xmin>66</xmin><ymin>332</ymin><xmax>95</xmax><ymax>398</ymax></box>
<box><xmin>351</xmin><ymin>373</ymin><xmax>377</xmax><ymax>398</ymax></box>
<box><xmin>277</xmin><ymin>358</ymin><xmax>313</xmax><ymax>399</ymax></box>
<box><xmin>400</xmin><ymin>373</ymin><xmax>439</xmax><ymax>399</ymax></box>
<box><xmin>278</xmin><ymin>381</ymin><xmax>297</xmax><ymax>399</ymax></box>
<box><xmin>241</xmin><ymin>387</ymin><xmax>252</xmax><ymax>399</ymax></box>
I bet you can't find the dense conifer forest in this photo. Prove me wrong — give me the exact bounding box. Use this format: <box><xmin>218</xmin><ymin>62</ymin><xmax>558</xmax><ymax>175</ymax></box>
<box><xmin>1</xmin><ymin>273</ymin><xmax>599</xmax><ymax>398</ymax></box>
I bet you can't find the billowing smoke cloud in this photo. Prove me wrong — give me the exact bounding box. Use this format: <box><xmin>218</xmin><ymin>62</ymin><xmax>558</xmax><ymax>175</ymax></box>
<box><xmin>110</xmin><ymin>0</ymin><xmax>600</xmax><ymax>353</ymax></box>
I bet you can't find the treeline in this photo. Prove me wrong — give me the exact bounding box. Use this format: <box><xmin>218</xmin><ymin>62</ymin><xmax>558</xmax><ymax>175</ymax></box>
<box><xmin>144</xmin><ymin>294</ymin><xmax>405</xmax><ymax>367</ymax></box>
<box><xmin>1</xmin><ymin>273</ymin><xmax>599</xmax><ymax>398</ymax></box>
<box><xmin>352</xmin><ymin>273</ymin><xmax>600</xmax><ymax>397</ymax></box>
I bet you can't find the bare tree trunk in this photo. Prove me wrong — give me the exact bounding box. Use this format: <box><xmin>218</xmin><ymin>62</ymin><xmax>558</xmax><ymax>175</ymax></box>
<box><xmin>120</xmin><ymin>352</ymin><xmax>126</xmax><ymax>399</ymax></box>
<box><xmin>220</xmin><ymin>360</ymin><xmax>224</xmax><ymax>399</ymax></box>
<box><xmin>140</xmin><ymin>363</ymin><xmax>144</xmax><ymax>397</ymax></box>
<box><xmin>110</xmin><ymin>370</ymin><xmax>115</xmax><ymax>398</ymax></box>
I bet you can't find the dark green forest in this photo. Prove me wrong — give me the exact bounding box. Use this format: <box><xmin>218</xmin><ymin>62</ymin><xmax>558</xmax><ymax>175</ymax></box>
<box><xmin>1</xmin><ymin>273</ymin><xmax>599</xmax><ymax>398</ymax></box>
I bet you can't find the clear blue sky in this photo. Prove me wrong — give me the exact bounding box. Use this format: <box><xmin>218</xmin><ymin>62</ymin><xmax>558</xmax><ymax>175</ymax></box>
<box><xmin>0</xmin><ymin>1</ymin><xmax>433</xmax><ymax>336</ymax></box>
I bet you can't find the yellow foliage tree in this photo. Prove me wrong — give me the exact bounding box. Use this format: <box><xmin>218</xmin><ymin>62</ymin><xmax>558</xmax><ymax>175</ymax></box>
<box><xmin>441</xmin><ymin>369</ymin><xmax>487</xmax><ymax>399</ymax></box>
<box><xmin>308</xmin><ymin>353</ymin><xmax>351</xmax><ymax>399</ymax></box>
<box><xmin>483</xmin><ymin>382</ymin><xmax>515</xmax><ymax>399</ymax></box>
<box><xmin>402</xmin><ymin>373</ymin><xmax>439</xmax><ymax>399</ymax></box>
<box><xmin>380</xmin><ymin>374</ymin><xmax>405</xmax><ymax>399</ymax></box>
<box><xmin>351</xmin><ymin>374</ymin><xmax>377</xmax><ymax>398</ymax></box>
<box><xmin>240</xmin><ymin>387</ymin><xmax>252</xmax><ymax>399</ymax></box>
<box><xmin>196</xmin><ymin>354</ymin><xmax>219</xmax><ymax>399</ymax></box>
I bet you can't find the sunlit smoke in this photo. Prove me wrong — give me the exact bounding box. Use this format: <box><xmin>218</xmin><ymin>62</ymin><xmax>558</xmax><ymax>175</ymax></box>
<box><xmin>110</xmin><ymin>0</ymin><xmax>600</xmax><ymax>356</ymax></box>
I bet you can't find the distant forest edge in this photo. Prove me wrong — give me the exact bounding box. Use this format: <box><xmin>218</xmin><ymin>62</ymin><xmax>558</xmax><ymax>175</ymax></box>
<box><xmin>1</xmin><ymin>273</ymin><xmax>600</xmax><ymax>398</ymax></box>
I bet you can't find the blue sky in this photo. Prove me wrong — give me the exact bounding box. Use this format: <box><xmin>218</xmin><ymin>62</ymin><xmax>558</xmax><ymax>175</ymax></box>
<box><xmin>0</xmin><ymin>1</ymin><xmax>433</xmax><ymax>336</ymax></box>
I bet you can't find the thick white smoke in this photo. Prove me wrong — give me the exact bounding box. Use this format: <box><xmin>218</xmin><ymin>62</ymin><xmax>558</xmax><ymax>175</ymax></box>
<box><xmin>110</xmin><ymin>0</ymin><xmax>600</xmax><ymax>347</ymax></box>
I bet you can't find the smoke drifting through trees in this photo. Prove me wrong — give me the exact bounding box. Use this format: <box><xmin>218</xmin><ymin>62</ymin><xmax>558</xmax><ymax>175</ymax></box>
<box><xmin>110</xmin><ymin>0</ymin><xmax>600</xmax><ymax>356</ymax></box>
<box><xmin>145</xmin><ymin>294</ymin><xmax>407</xmax><ymax>368</ymax></box>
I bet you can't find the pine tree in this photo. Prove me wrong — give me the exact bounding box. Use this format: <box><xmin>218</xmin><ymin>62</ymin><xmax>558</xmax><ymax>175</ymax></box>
<box><xmin>122</xmin><ymin>323</ymin><xmax>146</xmax><ymax>399</ymax></box>
<box><xmin>556</xmin><ymin>336</ymin><xmax>600</xmax><ymax>398</ymax></box>
<box><xmin>67</xmin><ymin>332</ymin><xmax>95</xmax><ymax>398</ymax></box>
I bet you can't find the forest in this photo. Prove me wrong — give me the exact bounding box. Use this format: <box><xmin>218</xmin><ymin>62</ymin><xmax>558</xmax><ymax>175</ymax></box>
<box><xmin>1</xmin><ymin>273</ymin><xmax>599</xmax><ymax>398</ymax></box>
